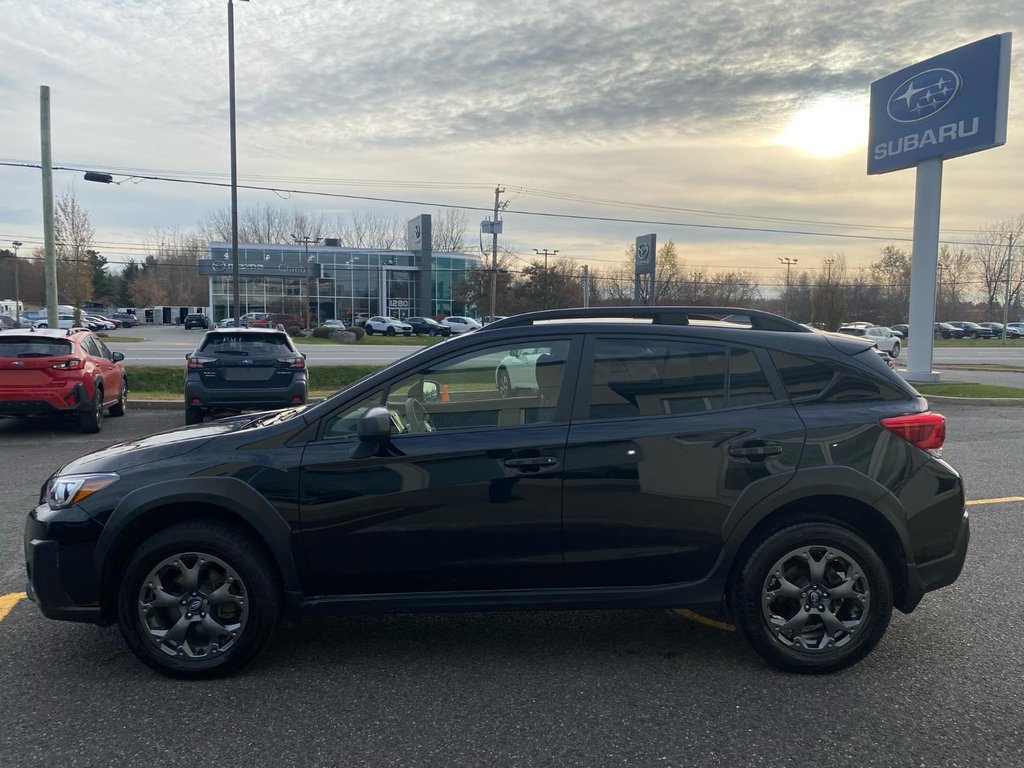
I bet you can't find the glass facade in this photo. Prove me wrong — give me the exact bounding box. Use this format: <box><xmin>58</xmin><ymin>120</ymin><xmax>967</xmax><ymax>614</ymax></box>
<box><xmin>205</xmin><ymin>243</ymin><xmax>479</xmax><ymax>324</ymax></box>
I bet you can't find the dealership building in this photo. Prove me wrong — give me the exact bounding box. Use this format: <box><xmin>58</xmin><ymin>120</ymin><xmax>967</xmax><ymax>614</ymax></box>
<box><xmin>199</xmin><ymin>215</ymin><xmax>480</xmax><ymax>323</ymax></box>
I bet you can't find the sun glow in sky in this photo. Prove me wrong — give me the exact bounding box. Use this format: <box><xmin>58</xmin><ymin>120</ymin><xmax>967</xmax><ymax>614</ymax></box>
<box><xmin>776</xmin><ymin>97</ymin><xmax>869</xmax><ymax>157</ymax></box>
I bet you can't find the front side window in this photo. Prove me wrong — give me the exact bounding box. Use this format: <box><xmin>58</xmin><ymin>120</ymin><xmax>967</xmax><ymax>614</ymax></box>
<box><xmin>383</xmin><ymin>339</ymin><xmax>572</xmax><ymax>433</ymax></box>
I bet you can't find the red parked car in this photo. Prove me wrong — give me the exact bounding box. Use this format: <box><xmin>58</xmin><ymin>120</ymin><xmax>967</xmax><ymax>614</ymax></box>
<box><xmin>0</xmin><ymin>328</ymin><xmax>128</xmax><ymax>433</ymax></box>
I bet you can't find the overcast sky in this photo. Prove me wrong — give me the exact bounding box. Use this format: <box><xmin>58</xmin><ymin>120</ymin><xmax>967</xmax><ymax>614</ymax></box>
<box><xmin>1</xmin><ymin>0</ymin><xmax>1022</xmax><ymax>283</ymax></box>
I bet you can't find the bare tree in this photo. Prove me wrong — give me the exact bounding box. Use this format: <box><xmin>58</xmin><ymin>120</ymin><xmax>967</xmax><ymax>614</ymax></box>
<box><xmin>143</xmin><ymin>228</ymin><xmax>209</xmax><ymax>305</ymax></box>
<box><xmin>970</xmin><ymin>215</ymin><xmax>1024</xmax><ymax>317</ymax></box>
<box><xmin>200</xmin><ymin>204</ymin><xmax>331</xmax><ymax>245</ymax></box>
<box><xmin>54</xmin><ymin>190</ymin><xmax>96</xmax><ymax>320</ymax></box>
<box><xmin>937</xmin><ymin>245</ymin><xmax>973</xmax><ymax>317</ymax></box>
<box><xmin>335</xmin><ymin>212</ymin><xmax>405</xmax><ymax>249</ymax></box>
<box><xmin>431</xmin><ymin>208</ymin><xmax>469</xmax><ymax>253</ymax></box>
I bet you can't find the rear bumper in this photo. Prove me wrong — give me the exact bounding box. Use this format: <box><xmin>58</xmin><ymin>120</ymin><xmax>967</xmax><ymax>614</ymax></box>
<box><xmin>0</xmin><ymin>382</ymin><xmax>90</xmax><ymax>416</ymax></box>
<box><xmin>185</xmin><ymin>378</ymin><xmax>307</xmax><ymax>411</ymax></box>
<box><xmin>903</xmin><ymin>511</ymin><xmax>970</xmax><ymax>612</ymax></box>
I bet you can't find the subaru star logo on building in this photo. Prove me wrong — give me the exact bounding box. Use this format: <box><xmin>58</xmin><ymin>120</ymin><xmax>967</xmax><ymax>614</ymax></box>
<box><xmin>887</xmin><ymin>68</ymin><xmax>961</xmax><ymax>123</ymax></box>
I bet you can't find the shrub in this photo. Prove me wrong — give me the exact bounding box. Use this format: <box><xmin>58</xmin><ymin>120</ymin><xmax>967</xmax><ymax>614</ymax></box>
<box><xmin>351</xmin><ymin>326</ymin><xmax>365</xmax><ymax>341</ymax></box>
<box><xmin>287</xmin><ymin>325</ymin><xmax>302</xmax><ymax>337</ymax></box>
<box><xmin>312</xmin><ymin>325</ymin><xmax>332</xmax><ymax>338</ymax></box>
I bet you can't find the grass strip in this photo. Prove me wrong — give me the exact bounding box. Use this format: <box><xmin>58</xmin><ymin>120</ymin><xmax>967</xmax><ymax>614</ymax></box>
<box><xmin>128</xmin><ymin>364</ymin><xmax>382</xmax><ymax>399</ymax></box>
<box><xmin>915</xmin><ymin>383</ymin><xmax>1024</xmax><ymax>398</ymax></box>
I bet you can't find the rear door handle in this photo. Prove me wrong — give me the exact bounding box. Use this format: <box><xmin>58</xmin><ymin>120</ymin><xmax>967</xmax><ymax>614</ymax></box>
<box><xmin>504</xmin><ymin>456</ymin><xmax>558</xmax><ymax>469</ymax></box>
<box><xmin>728</xmin><ymin>442</ymin><xmax>784</xmax><ymax>460</ymax></box>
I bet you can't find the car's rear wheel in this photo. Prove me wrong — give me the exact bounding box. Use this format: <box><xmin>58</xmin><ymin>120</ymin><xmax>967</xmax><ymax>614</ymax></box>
<box><xmin>731</xmin><ymin>522</ymin><xmax>892</xmax><ymax>674</ymax></box>
<box><xmin>890</xmin><ymin>342</ymin><xmax>900</xmax><ymax>358</ymax></box>
<box><xmin>109</xmin><ymin>379</ymin><xmax>128</xmax><ymax>417</ymax></box>
<box><xmin>116</xmin><ymin>520</ymin><xmax>281</xmax><ymax>679</ymax></box>
<box><xmin>497</xmin><ymin>368</ymin><xmax>512</xmax><ymax>398</ymax></box>
<box><xmin>79</xmin><ymin>387</ymin><xmax>103</xmax><ymax>433</ymax></box>
<box><xmin>185</xmin><ymin>406</ymin><xmax>204</xmax><ymax>425</ymax></box>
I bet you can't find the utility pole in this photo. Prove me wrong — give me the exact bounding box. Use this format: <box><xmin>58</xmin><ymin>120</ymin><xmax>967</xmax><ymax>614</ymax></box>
<box><xmin>227</xmin><ymin>0</ymin><xmax>248</xmax><ymax>327</ymax></box>
<box><xmin>533</xmin><ymin>248</ymin><xmax>559</xmax><ymax>308</ymax></box>
<box><xmin>40</xmin><ymin>86</ymin><xmax>57</xmax><ymax>329</ymax></box>
<box><xmin>1002</xmin><ymin>234</ymin><xmax>1014</xmax><ymax>346</ymax></box>
<box><xmin>778</xmin><ymin>257</ymin><xmax>798</xmax><ymax>317</ymax></box>
<box><xmin>488</xmin><ymin>185</ymin><xmax>505</xmax><ymax>320</ymax></box>
<box><xmin>581</xmin><ymin>264</ymin><xmax>590</xmax><ymax>308</ymax></box>
<box><xmin>11</xmin><ymin>241</ymin><xmax>23</xmax><ymax>328</ymax></box>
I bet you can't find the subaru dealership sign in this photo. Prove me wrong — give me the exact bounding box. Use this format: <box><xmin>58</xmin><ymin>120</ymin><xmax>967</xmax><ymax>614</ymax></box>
<box><xmin>868</xmin><ymin>33</ymin><xmax>1011</xmax><ymax>174</ymax></box>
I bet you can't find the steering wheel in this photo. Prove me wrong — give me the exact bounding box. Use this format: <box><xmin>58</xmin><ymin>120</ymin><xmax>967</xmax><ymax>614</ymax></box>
<box><xmin>404</xmin><ymin>397</ymin><xmax>436</xmax><ymax>433</ymax></box>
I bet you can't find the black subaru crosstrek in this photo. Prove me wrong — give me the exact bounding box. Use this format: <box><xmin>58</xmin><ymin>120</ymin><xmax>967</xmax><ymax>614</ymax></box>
<box><xmin>183</xmin><ymin>328</ymin><xmax>307</xmax><ymax>425</ymax></box>
<box><xmin>24</xmin><ymin>307</ymin><xmax>968</xmax><ymax>678</ymax></box>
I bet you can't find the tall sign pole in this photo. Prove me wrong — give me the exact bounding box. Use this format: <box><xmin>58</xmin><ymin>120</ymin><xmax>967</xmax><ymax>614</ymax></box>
<box><xmin>1001</xmin><ymin>234</ymin><xmax>1013</xmax><ymax>345</ymax></box>
<box><xmin>40</xmin><ymin>86</ymin><xmax>58</xmax><ymax>328</ymax></box>
<box><xmin>868</xmin><ymin>33</ymin><xmax>1011</xmax><ymax>382</ymax></box>
<box><xmin>635</xmin><ymin>234</ymin><xmax>656</xmax><ymax>305</ymax></box>
<box><xmin>227</xmin><ymin>0</ymin><xmax>249</xmax><ymax>326</ymax></box>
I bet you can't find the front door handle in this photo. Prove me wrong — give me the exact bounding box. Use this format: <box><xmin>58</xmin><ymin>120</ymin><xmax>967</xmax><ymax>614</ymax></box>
<box><xmin>504</xmin><ymin>456</ymin><xmax>558</xmax><ymax>469</ymax></box>
<box><xmin>728</xmin><ymin>441</ymin><xmax>784</xmax><ymax>460</ymax></box>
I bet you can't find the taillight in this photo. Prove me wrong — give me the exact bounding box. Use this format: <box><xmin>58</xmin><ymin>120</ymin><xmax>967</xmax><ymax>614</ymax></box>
<box><xmin>51</xmin><ymin>358</ymin><xmax>84</xmax><ymax>370</ymax></box>
<box><xmin>187</xmin><ymin>355</ymin><xmax>216</xmax><ymax>369</ymax></box>
<box><xmin>278</xmin><ymin>355</ymin><xmax>305</xmax><ymax>369</ymax></box>
<box><xmin>881</xmin><ymin>412</ymin><xmax>946</xmax><ymax>451</ymax></box>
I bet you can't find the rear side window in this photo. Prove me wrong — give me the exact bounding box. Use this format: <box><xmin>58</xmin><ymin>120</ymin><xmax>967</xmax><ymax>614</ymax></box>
<box><xmin>199</xmin><ymin>332</ymin><xmax>295</xmax><ymax>355</ymax></box>
<box><xmin>770</xmin><ymin>351</ymin><xmax>835</xmax><ymax>400</ymax></box>
<box><xmin>586</xmin><ymin>338</ymin><xmax>728</xmax><ymax>419</ymax></box>
<box><xmin>0</xmin><ymin>338</ymin><xmax>73</xmax><ymax>357</ymax></box>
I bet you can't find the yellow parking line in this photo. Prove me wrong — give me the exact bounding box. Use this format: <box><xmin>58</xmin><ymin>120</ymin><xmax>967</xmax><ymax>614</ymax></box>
<box><xmin>0</xmin><ymin>592</ymin><xmax>27</xmax><ymax>623</ymax></box>
<box><xmin>966</xmin><ymin>496</ymin><xmax>1024</xmax><ymax>506</ymax></box>
<box><xmin>670</xmin><ymin>608</ymin><xmax>736</xmax><ymax>633</ymax></box>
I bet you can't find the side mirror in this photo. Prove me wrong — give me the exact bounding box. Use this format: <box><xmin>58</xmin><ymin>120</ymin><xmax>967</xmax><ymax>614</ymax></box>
<box><xmin>111</xmin><ymin>352</ymin><xmax>125</xmax><ymax>362</ymax></box>
<box><xmin>422</xmin><ymin>380</ymin><xmax>440</xmax><ymax>403</ymax></box>
<box><xmin>351</xmin><ymin>406</ymin><xmax>392</xmax><ymax>459</ymax></box>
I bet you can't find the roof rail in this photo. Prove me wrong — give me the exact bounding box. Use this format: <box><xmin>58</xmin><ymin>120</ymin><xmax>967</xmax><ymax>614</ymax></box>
<box><xmin>482</xmin><ymin>307</ymin><xmax>810</xmax><ymax>333</ymax></box>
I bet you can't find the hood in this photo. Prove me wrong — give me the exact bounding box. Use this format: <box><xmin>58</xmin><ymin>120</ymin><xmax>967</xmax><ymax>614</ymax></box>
<box><xmin>55</xmin><ymin>420</ymin><xmax>256</xmax><ymax>476</ymax></box>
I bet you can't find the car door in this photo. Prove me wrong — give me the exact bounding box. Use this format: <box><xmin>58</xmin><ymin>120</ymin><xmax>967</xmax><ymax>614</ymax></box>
<box><xmin>81</xmin><ymin>335</ymin><xmax>121</xmax><ymax>401</ymax></box>
<box><xmin>299</xmin><ymin>333</ymin><xmax>582</xmax><ymax>595</ymax></box>
<box><xmin>561</xmin><ymin>335</ymin><xmax>805</xmax><ymax>587</ymax></box>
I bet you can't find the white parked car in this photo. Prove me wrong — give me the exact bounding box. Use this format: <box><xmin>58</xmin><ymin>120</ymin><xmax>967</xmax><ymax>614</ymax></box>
<box><xmin>364</xmin><ymin>316</ymin><xmax>413</xmax><ymax>336</ymax></box>
<box><xmin>443</xmin><ymin>316</ymin><xmax>482</xmax><ymax>334</ymax></box>
<box><xmin>33</xmin><ymin>314</ymin><xmax>76</xmax><ymax>330</ymax></box>
<box><xmin>838</xmin><ymin>325</ymin><xmax>901</xmax><ymax>358</ymax></box>
<box><xmin>321</xmin><ymin>319</ymin><xmax>345</xmax><ymax>329</ymax></box>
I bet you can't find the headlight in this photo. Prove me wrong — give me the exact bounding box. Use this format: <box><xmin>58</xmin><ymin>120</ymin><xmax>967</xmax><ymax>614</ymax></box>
<box><xmin>47</xmin><ymin>473</ymin><xmax>120</xmax><ymax>510</ymax></box>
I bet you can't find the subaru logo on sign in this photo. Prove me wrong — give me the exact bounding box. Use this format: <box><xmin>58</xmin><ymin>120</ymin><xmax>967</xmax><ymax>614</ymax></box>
<box><xmin>886</xmin><ymin>68</ymin><xmax>961</xmax><ymax>123</ymax></box>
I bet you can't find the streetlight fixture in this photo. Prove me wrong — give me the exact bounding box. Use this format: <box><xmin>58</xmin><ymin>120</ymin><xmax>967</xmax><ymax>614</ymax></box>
<box><xmin>11</xmin><ymin>241</ymin><xmax>23</xmax><ymax>328</ymax></box>
<box><xmin>228</xmin><ymin>0</ymin><xmax>249</xmax><ymax>327</ymax></box>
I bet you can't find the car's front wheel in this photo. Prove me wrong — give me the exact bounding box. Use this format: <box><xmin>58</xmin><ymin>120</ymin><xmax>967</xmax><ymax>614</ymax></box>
<box><xmin>386</xmin><ymin>326</ymin><xmax>396</xmax><ymax>336</ymax></box>
<box><xmin>731</xmin><ymin>522</ymin><xmax>892</xmax><ymax>674</ymax></box>
<box><xmin>117</xmin><ymin>520</ymin><xmax>281</xmax><ymax>679</ymax></box>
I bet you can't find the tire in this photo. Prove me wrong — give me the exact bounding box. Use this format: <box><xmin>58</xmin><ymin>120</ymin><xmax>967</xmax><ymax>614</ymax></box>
<box><xmin>185</xmin><ymin>406</ymin><xmax>204</xmax><ymax>425</ymax></box>
<box><xmin>365</xmin><ymin>327</ymin><xmax>374</xmax><ymax>336</ymax></box>
<box><xmin>429</xmin><ymin>329</ymin><xmax>437</xmax><ymax>337</ymax></box>
<box><xmin>109</xmin><ymin>379</ymin><xmax>128</xmax><ymax>417</ymax></box>
<box><xmin>116</xmin><ymin>520</ymin><xmax>281</xmax><ymax>679</ymax></box>
<box><xmin>37</xmin><ymin>323</ymin><xmax>47</xmax><ymax>329</ymax></box>
<box><xmin>730</xmin><ymin>522</ymin><xmax>892</xmax><ymax>674</ymax></box>
<box><xmin>497</xmin><ymin>368</ymin><xmax>512</xmax><ymax>398</ymax></box>
<box><xmin>386</xmin><ymin>326</ymin><xmax>396</xmax><ymax>337</ymax></box>
<box><xmin>79</xmin><ymin>387</ymin><xmax>103</xmax><ymax>434</ymax></box>
<box><xmin>970</xmin><ymin>332</ymin><xmax>978</xmax><ymax>339</ymax></box>
<box><xmin>890</xmin><ymin>342</ymin><xmax>900</xmax><ymax>359</ymax></box>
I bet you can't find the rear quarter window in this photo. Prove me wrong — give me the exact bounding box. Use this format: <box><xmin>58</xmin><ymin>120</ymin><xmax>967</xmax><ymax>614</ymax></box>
<box><xmin>770</xmin><ymin>350</ymin><xmax>834</xmax><ymax>400</ymax></box>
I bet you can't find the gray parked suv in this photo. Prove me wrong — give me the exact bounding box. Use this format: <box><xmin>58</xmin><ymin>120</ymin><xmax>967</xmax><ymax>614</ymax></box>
<box><xmin>183</xmin><ymin>328</ymin><xmax>307</xmax><ymax>424</ymax></box>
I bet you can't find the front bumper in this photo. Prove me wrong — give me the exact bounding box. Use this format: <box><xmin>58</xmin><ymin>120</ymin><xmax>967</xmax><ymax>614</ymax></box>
<box><xmin>24</xmin><ymin>504</ymin><xmax>109</xmax><ymax>625</ymax></box>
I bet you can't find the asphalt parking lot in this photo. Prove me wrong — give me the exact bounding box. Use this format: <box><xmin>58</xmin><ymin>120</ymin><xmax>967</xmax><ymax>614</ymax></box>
<box><xmin>0</xmin><ymin>406</ymin><xmax>1021</xmax><ymax>767</ymax></box>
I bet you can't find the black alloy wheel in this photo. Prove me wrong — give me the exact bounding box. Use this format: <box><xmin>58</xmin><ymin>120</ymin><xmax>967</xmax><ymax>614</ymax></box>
<box><xmin>79</xmin><ymin>387</ymin><xmax>103</xmax><ymax>434</ymax></box>
<box><xmin>117</xmin><ymin>520</ymin><xmax>280</xmax><ymax>679</ymax></box>
<box><xmin>731</xmin><ymin>522</ymin><xmax>892</xmax><ymax>674</ymax></box>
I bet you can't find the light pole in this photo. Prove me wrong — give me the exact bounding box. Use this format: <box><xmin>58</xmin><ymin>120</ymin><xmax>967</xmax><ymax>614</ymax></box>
<box><xmin>778</xmin><ymin>257</ymin><xmax>798</xmax><ymax>317</ymax></box>
<box><xmin>533</xmin><ymin>248</ymin><xmax>559</xmax><ymax>308</ymax></box>
<box><xmin>227</xmin><ymin>0</ymin><xmax>249</xmax><ymax>327</ymax></box>
<box><xmin>823</xmin><ymin>258</ymin><xmax>835</xmax><ymax>283</ymax></box>
<box><xmin>11</xmin><ymin>241</ymin><xmax>22</xmax><ymax>328</ymax></box>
